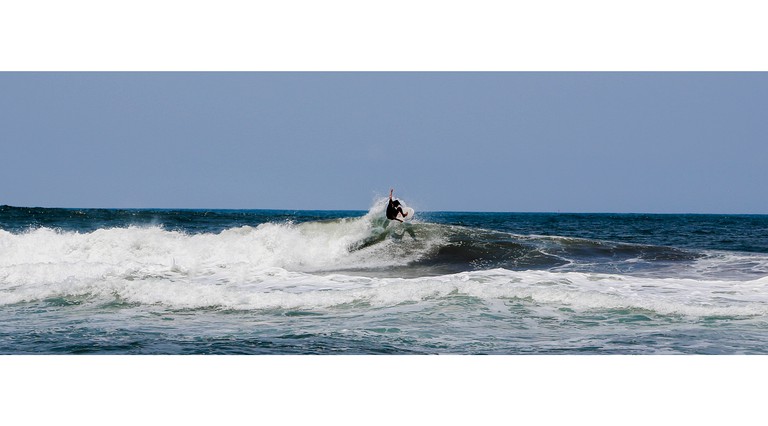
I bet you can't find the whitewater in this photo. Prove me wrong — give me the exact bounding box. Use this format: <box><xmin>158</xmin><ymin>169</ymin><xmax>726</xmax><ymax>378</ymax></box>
<box><xmin>2</xmin><ymin>203</ymin><xmax>768</xmax><ymax>354</ymax></box>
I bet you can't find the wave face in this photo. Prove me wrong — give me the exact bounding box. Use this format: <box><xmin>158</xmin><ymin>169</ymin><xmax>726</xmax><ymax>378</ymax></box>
<box><xmin>2</xmin><ymin>204</ymin><xmax>768</xmax><ymax>354</ymax></box>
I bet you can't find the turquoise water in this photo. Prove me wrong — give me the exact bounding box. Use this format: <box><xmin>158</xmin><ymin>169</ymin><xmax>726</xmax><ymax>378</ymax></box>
<box><xmin>2</xmin><ymin>204</ymin><xmax>768</xmax><ymax>354</ymax></box>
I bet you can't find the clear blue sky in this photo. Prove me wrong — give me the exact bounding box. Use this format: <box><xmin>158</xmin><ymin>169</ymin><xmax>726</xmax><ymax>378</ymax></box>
<box><xmin>1</xmin><ymin>72</ymin><xmax>766</xmax><ymax>213</ymax></box>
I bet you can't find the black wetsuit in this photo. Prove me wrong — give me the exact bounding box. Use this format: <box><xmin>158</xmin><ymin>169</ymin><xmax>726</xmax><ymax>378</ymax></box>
<box><xmin>386</xmin><ymin>198</ymin><xmax>404</xmax><ymax>220</ymax></box>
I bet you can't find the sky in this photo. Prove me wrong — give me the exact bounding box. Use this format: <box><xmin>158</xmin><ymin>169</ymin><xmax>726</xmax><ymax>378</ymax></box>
<box><xmin>1</xmin><ymin>72</ymin><xmax>767</xmax><ymax>214</ymax></box>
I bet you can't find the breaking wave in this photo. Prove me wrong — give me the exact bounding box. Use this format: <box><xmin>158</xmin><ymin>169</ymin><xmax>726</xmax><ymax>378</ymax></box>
<box><xmin>3</xmin><ymin>202</ymin><xmax>768</xmax><ymax>318</ymax></box>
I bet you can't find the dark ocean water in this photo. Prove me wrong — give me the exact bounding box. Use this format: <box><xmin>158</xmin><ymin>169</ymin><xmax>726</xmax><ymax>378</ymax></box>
<box><xmin>2</xmin><ymin>203</ymin><xmax>768</xmax><ymax>354</ymax></box>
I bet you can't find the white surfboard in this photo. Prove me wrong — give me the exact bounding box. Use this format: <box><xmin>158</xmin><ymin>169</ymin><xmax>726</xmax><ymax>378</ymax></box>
<box><xmin>398</xmin><ymin>206</ymin><xmax>415</xmax><ymax>221</ymax></box>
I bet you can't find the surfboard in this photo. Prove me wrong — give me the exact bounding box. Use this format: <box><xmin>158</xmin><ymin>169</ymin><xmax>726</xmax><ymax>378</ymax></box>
<box><xmin>399</xmin><ymin>206</ymin><xmax>415</xmax><ymax>221</ymax></box>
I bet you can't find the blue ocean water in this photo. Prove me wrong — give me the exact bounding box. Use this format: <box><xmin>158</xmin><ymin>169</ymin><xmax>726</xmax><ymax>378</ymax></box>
<box><xmin>2</xmin><ymin>203</ymin><xmax>768</xmax><ymax>354</ymax></box>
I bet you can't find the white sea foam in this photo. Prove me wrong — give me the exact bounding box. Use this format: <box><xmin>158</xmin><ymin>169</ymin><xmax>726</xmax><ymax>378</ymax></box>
<box><xmin>3</xmin><ymin>227</ymin><xmax>768</xmax><ymax>318</ymax></box>
<box><xmin>0</xmin><ymin>204</ymin><xmax>438</xmax><ymax>306</ymax></box>
<box><xmin>689</xmin><ymin>251</ymin><xmax>768</xmax><ymax>279</ymax></box>
<box><xmin>0</xmin><ymin>203</ymin><xmax>421</xmax><ymax>276</ymax></box>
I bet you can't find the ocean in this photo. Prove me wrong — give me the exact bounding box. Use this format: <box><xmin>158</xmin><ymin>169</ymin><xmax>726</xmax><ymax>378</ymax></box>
<box><xmin>2</xmin><ymin>202</ymin><xmax>768</xmax><ymax>354</ymax></box>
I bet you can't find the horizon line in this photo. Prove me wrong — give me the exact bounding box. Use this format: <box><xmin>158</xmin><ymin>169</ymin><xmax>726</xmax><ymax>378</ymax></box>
<box><xmin>3</xmin><ymin>204</ymin><xmax>766</xmax><ymax>216</ymax></box>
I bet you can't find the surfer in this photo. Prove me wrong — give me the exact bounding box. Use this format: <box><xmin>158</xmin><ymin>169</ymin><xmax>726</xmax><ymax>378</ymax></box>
<box><xmin>386</xmin><ymin>188</ymin><xmax>408</xmax><ymax>222</ymax></box>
